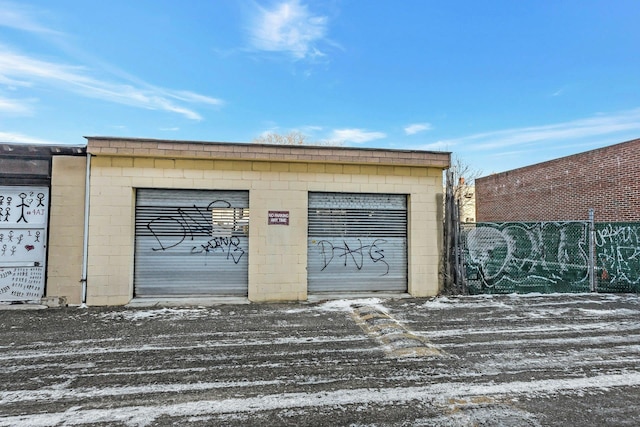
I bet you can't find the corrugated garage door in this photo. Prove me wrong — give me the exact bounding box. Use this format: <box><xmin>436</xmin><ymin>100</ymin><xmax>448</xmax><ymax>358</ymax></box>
<box><xmin>134</xmin><ymin>189</ymin><xmax>249</xmax><ymax>297</ymax></box>
<box><xmin>308</xmin><ymin>192</ymin><xmax>407</xmax><ymax>293</ymax></box>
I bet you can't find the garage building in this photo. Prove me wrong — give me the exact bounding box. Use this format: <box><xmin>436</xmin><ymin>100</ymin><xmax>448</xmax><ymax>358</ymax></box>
<box><xmin>82</xmin><ymin>137</ymin><xmax>449</xmax><ymax>305</ymax></box>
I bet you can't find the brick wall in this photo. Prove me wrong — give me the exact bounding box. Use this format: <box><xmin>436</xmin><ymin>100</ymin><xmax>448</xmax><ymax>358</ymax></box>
<box><xmin>476</xmin><ymin>138</ymin><xmax>640</xmax><ymax>222</ymax></box>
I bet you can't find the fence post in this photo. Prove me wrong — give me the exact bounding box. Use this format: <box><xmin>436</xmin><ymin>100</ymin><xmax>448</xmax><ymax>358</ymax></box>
<box><xmin>443</xmin><ymin>170</ymin><xmax>453</xmax><ymax>292</ymax></box>
<box><xmin>442</xmin><ymin>169</ymin><xmax>465</xmax><ymax>294</ymax></box>
<box><xmin>588</xmin><ymin>208</ymin><xmax>596</xmax><ymax>292</ymax></box>
<box><xmin>453</xmin><ymin>199</ymin><xmax>461</xmax><ymax>293</ymax></box>
<box><xmin>455</xmin><ymin>199</ymin><xmax>466</xmax><ymax>294</ymax></box>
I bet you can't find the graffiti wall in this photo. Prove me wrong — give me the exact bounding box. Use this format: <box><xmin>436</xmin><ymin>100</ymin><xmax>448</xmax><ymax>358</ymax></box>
<box><xmin>595</xmin><ymin>223</ymin><xmax>640</xmax><ymax>292</ymax></box>
<box><xmin>464</xmin><ymin>221</ymin><xmax>640</xmax><ymax>294</ymax></box>
<box><xmin>464</xmin><ymin>222</ymin><xmax>591</xmax><ymax>294</ymax></box>
<box><xmin>0</xmin><ymin>186</ymin><xmax>49</xmax><ymax>302</ymax></box>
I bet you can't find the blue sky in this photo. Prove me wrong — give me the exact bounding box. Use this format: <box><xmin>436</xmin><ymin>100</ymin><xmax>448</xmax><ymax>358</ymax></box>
<box><xmin>1</xmin><ymin>0</ymin><xmax>639</xmax><ymax>175</ymax></box>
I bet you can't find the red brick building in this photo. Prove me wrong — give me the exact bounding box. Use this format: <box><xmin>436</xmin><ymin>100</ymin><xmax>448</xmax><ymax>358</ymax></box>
<box><xmin>475</xmin><ymin>138</ymin><xmax>640</xmax><ymax>222</ymax></box>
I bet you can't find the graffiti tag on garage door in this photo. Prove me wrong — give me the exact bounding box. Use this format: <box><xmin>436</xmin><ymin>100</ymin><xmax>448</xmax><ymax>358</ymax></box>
<box><xmin>317</xmin><ymin>238</ymin><xmax>390</xmax><ymax>276</ymax></box>
<box><xmin>142</xmin><ymin>200</ymin><xmax>247</xmax><ymax>264</ymax></box>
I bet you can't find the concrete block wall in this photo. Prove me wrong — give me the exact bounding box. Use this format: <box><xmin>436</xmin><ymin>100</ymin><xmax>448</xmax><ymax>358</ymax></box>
<box><xmin>476</xmin><ymin>138</ymin><xmax>640</xmax><ymax>222</ymax></box>
<box><xmin>47</xmin><ymin>156</ymin><xmax>86</xmax><ymax>304</ymax></box>
<box><xmin>85</xmin><ymin>156</ymin><xmax>444</xmax><ymax>305</ymax></box>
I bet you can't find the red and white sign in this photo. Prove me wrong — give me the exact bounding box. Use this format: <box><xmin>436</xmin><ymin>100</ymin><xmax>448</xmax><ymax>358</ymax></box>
<box><xmin>268</xmin><ymin>211</ymin><xmax>289</xmax><ymax>225</ymax></box>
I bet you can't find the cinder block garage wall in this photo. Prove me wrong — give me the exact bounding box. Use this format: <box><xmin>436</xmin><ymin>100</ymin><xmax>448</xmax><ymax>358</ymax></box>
<box><xmin>476</xmin><ymin>138</ymin><xmax>640</xmax><ymax>222</ymax></box>
<box><xmin>47</xmin><ymin>155</ymin><xmax>87</xmax><ymax>304</ymax></box>
<box><xmin>85</xmin><ymin>137</ymin><xmax>449</xmax><ymax>306</ymax></box>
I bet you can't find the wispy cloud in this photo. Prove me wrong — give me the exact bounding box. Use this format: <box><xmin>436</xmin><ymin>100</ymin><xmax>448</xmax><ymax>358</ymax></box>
<box><xmin>0</xmin><ymin>2</ymin><xmax>223</xmax><ymax>121</ymax></box>
<box><xmin>0</xmin><ymin>131</ymin><xmax>62</xmax><ymax>145</ymax></box>
<box><xmin>0</xmin><ymin>1</ymin><xmax>61</xmax><ymax>35</ymax></box>
<box><xmin>248</xmin><ymin>0</ymin><xmax>330</xmax><ymax>60</ymax></box>
<box><xmin>422</xmin><ymin>109</ymin><xmax>640</xmax><ymax>152</ymax></box>
<box><xmin>327</xmin><ymin>128</ymin><xmax>386</xmax><ymax>144</ymax></box>
<box><xmin>0</xmin><ymin>46</ymin><xmax>223</xmax><ymax>120</ymax></box>
<box><xmin>0</xmin><ymin>96</ymin><xmax>33</xmax><ymax>114</ymax></box>
<box><xmin>404</xmin><ymin>122</ymin><xmax>432</xmax><ymax>135</ymax></box>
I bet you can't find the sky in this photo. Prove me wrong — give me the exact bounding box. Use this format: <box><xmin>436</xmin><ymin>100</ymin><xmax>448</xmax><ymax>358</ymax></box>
<box><xmin>1</xmin><ymin>0</ymin><xmax>639</xmax><ymax>176</ymax></box>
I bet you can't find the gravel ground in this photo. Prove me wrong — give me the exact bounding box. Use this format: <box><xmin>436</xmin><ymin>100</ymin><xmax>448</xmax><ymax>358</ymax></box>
<box><xmin>1</xmin><ymin>293</ymin><xmax>640</xmax><ymax>426</ymax></box>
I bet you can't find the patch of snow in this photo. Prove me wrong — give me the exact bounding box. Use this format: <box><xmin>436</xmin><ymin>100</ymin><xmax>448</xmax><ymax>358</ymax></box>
<box><xmin>0</xmin><ymin>379</ymin><xmax>285</xmax><ymax>405</ymax></box>
<box><xmin>3</xmin><ymin>372</ymin><xmax>640</xmax><ymax>426</ymax></box>
<box><xmin>97</xmin><ymin>307</ymin><xmax>218</xmax><ymax>322</ymax></box>
<box><xmin>421</xmin><ymin>320</ymin><xmax>640</xmax><ymax>338</ymax></box>
<box><xmin>0</xmin><ymin>335</ymin><xmax>370</xmax><ymax>363</ymax></box>
<box><xmin>577</xmin><ymin>308</ymin><xmax>639</xmax><ymax>316</ymax></box>
<box><xmin>421</xmin><ymin>296</ymin><xmax>514</xmax><ymax>310</ymax></box>
<box><xmin>437</xmin><ymin>332</ymin><xmax>640</xmax><ymax>350</ymax></box>
<box><xmin>316</xmin><ymin>298</ymin><xmax>388</xmax><ymax>313</ymax></box>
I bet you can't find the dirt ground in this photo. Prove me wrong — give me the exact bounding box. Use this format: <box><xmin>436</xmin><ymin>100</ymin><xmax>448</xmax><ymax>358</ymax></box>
<box><xmin>1</xmin><ymin>293</ymin><xmax>640</xmax><ymax>426</ymax></box>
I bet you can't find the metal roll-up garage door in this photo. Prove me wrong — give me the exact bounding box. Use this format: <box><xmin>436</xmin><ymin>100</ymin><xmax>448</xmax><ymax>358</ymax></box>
<box><xmin>308</xmin><ymin>192</ymin><xmax>407</xmax><ymax>293</ymax></box>
<box><xmin>134</xmin><ymin>189</ymin><xmax>249</xmax><ymax>297</ymax></box>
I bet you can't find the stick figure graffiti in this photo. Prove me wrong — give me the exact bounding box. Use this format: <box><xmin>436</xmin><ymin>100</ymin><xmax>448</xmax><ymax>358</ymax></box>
<box><xmin>16</xmin><ymin>193</ymin><xmax>29</xmax><ymax>223</ymax></box>
<box><xmin>0</xmin><ymin>186</ymin><xmax>49</xmax><ymax>302</ymax></box>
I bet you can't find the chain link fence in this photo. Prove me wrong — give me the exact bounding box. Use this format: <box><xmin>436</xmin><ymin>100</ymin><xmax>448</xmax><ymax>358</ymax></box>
<box><xmin>459</xmin><ymin>221</ymin><xmax>640</xmax><ymax>294</ymax></box>
<box><xmin>595</xmin><ymin>222</ymin><xmax>640</xmax><ymax>293</ymax></box>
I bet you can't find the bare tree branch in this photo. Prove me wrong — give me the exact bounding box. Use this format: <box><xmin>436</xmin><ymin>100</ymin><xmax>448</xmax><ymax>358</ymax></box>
<box><xmin>253</xmin><ymin>131</ymin><xmax>309</xmax><ymax>145</ymax></box>
<box><xmin>449</xmin><ymin>155</ymin><xmax>483</xmax><ymax>222</ymax></box>
<box><xmin>252</xmin><ymin>131</ymin><xmax>344</xmax><ymax>146</ymax></box>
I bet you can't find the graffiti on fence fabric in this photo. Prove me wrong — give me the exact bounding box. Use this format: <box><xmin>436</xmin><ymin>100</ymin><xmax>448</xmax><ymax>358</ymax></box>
<box><xmin>317</xmin><ymin>238</ymin><xmax>389</xmax><ymax>276</ymax></box>
<box><xmin>465</xmin><ymin>222</ymin><xmax>590</xmax><ymax>292</ymax></box>
<box><xmin>595</xmin><ymin>223</ymin><xmax>640</xmax><ymax>290</ymax></box>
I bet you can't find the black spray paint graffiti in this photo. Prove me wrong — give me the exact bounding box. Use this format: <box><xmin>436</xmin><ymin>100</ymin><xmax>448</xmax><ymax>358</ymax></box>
<box><xmin>190</xmin><ymin>236</ymin><xmax>245</xmax><ymax>264</ymax></box>
<box><xmin>16</xmin><ymin>193</ymin><xmax>29</xmax><ymax>223</ymax></box>
<box><xmin>0</xmin><ymin>230</ymin><xmax>41</xmax><ymax>258</ymax></box>
<box><xmin>317</xmin><ymin>238</ymin><xmax>390</xmax><ymax>276</ymax></box>
<box><xmin>145</xmin><ymin>200</ymin><xmax>246</xmax><ymax>264</ymax></box>
<box><xmin>0</xmin><ymin>191</ymin><xmax>46</xmax><ymax>223</ymax></box>
<box><xmin>147</xmin><ymin>202</ymin><xmax>219</xmax><ymax>251</ymax></box>
<box><xmin>465</xmin><ymin>222</ymin><xmax>590</xmax><ymax>291</ymax></box>
<box><xmin>595</xmin><ymin>224</ymin><xmax>640</xmax><ymax>287</ymax></box>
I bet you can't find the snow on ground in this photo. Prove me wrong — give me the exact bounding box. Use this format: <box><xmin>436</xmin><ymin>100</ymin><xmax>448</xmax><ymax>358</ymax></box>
<box><xmin>2</xmin><ymin>293</ymin><xmax>640</xmax><ymax>426</ymax></box>
<box><xmin>315</xmin><ymin>297</ymin><xmax>390</xmax><ymax>313</ymax></box>
<box><xmin>97</xmin><ymin>307</ymin><xmax>218</xmax><ymax>322</ymax></box>
<box><xmin>282</xmin><ymin>297</ymin><xmax>391</xmax><ymax>316</ymax></box>
<box><xmin>3</xmin><ymin>372</ymin><xmax>640</xmax><ymax>427</ymax></box>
